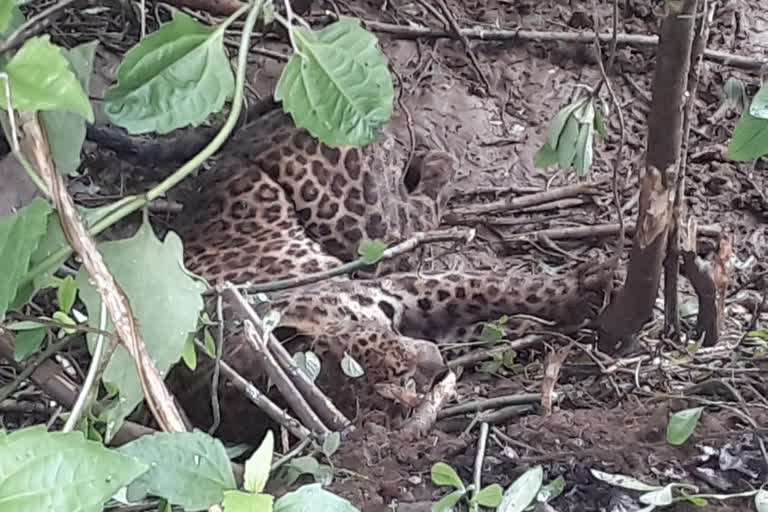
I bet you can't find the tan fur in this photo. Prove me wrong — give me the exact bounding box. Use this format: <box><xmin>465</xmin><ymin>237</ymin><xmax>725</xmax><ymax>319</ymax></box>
<box><xmin>172</xmin><ymin>107</ymin><xmax>612</xmax><ymax>399</ymax></box>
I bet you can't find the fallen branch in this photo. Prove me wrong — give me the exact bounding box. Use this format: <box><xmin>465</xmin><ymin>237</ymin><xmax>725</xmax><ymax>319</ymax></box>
<box><xmin>222</xmin><ymin>284</ymin><xmax>349</xmax><ymax>438</ymax></box>
<box><xmin>445</xmin><ymin>182</ymin><xmax>602</xmax><ymax>220</ymax></box>
<box><xmin>21</xmin><ymin>111</ymin><xmax>187</xmax><ymax>433</ymax></box>
<box><xmin>437</xmin><ymin>392</ymin><xmax>545</xmax><ymax>419</ymax></box>
<box><xmin>500</xmin><ymin>222</ymin><xmax>722</xmax><ymax>242</ymax></box>
<box><xmin>357</xmin><ymin>19</ymin><xmax>766</xmax><ymax>72</ymax></box>
<box><xmin>401</xmin><ymin>371</ymin><xmax>457</xmax><ymax>439</ymax></box>
<box><xmin>231</xmin><ymin>227</ymin><xmax>475</xmax><ymax>295</ymax></box>
<box><xmin>446</xmin><ymin>335</ymin><xmax>545</xmax><ymax>368</ymax></box>
<box><xmin>194</xmin><ymin>339</ymin><xmax>311</xmax><ymax>440</ymax></box>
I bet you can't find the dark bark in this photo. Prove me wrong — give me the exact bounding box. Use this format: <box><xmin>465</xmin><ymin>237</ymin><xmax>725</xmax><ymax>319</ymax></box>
<box><xmin>597</xmin><ymin>0</ymin><xmax>699</xmax><ymax>354</ymax></box>
<box><xmin>664</xmin><ymin>2</ymin><xmax>711</xmax><ymax>339</ymax></box>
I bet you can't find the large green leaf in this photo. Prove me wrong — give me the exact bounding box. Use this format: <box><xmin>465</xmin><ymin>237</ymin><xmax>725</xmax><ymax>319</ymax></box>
<box><xmin>547</xmin><ymin>100</ymin><xmax>585</xmax><ymax>150</ymax></box>
<box><xmin>0</xmin><ymin>425</ymin><xmax>147</xmax><ymax>512</ymax></box>
<box><xmin>0</xmin><ymin>35</ymin><xmax>94</xmax><ymax>122</ymax></box>
<box><xmin>498</xmin><ymin>465</ymin><xmax>543</xmax><ymax>512</ymax></box>
<box><xmin>75</xmin><ymin>218</ymin><xmax>205</xmax><ymax>436</ymax></box>
<box><xmin>666</xmin><ymin>406</ymin><xmax>703</xmax><ymax>445</ymax></box>
<box><xmin>275</xmin><ymin>18</ymin><xmax>394</xmax><ymax>146</ymax></box>
<box><xmin>223</xmin><ymin>490</ymin><xmax>274</xmax><ymax>512</ymax></box>
<box><xmin>430</xmin><ymin>462</ymin><xmax>464</xmax><ymax>490</ymax></box>
<box><xmin>15</xmin><ymin>202</ymin><xmax>121</xmax><ymax>309</ymax></box>
<box><xmin>274</xmin><ymin>483</ymin><xmax>359</xmax><ymax>512</ymax></box>
<box><xmin>472</xmin><ymin>484</ymin><xmax>503</xmax><ymax>507</ymax></box>
<box><xmin>556</xmin><ymin>114</ymin><xmax>579</xmax><ymax>169</ymax></box>
<box><xmin>0</xmin><ymin>1</ymin><xmax>18</xmax><ymax>33</ymax></box>
<box><xmin>118</xmin><ymin>431</ymin><xmax>236</xmax><ymax>510</ymax></box>
<box><xmin>40</xmin><ymin>40</ymin><xmax>99</xmax><ymax>175</ymax></box>
<box><xmin>728</xmin><ymin>108</ymin><xmax>768</xmax><ymax>161</ymax></box>
<box><xmin>0</xmin><ymin>198</ymin><xmax>52</xmax><ymax>321</ymax></box>
<box><xmin>244</xmin><ymin>431</ymin><xmax>274</xmax><ymax>494</ymax></box>
<box><xmin>433</xmin><ymin>490</ymin><xmax>464</xmax><ymax>512</ymax></box>
<box><xmin>104</xmin><ymin>11</ymin><xmax>234</xmax><ymax>135</ymax></box>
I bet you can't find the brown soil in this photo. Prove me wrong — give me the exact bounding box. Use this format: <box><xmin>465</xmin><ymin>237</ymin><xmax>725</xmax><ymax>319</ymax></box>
<box><xmin>298</xmin><ymin>1</ymin><xmax>768</xmax><ymax>510</ymax></box>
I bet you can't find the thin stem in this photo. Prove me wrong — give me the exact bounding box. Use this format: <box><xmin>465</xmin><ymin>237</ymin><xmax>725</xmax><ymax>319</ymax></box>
<box><xmin>63</xmin><ymin>302</ymin><xmax>107</xmax><ymax>432</ymax></box>
<box><xmin>0</xmin><ymin>334</ymin><xmax>76</xmax><ymax>403</ymax></box>
<box><xmin>0</xmin><ymin>72</ymin><xmax>51</xmax><ymax>197</ymax></box>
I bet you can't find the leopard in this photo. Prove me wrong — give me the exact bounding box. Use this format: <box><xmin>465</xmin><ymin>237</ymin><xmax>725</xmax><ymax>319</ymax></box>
<box><xmin>168</xmin><ymin>100</ymin><xmax>614</xmax><ymax>438</ymax></box>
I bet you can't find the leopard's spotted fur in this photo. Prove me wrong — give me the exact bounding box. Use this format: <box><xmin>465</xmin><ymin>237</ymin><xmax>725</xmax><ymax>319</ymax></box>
<box><xmin>171</xmin><ymin>104</ymin><xmax>612</xmax><ymax>426</ymax></box>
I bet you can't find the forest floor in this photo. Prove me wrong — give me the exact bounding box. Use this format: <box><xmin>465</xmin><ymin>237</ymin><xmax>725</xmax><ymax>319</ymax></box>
<box><xmin>2</xmin><ymin>0</ymin><xmax>767</xmax><ymax>510</ymax></box>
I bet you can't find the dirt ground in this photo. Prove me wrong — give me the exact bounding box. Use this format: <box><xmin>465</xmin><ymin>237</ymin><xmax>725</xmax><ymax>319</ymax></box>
<box><xmin>294</xmin><ymin>1</ymin><xmax>767</xmax><ymax>510</ymax></box>
<box><xmin>3</xmin><ymin>0</ymin><xmax>768</xmax><ymax>510</ymax></box>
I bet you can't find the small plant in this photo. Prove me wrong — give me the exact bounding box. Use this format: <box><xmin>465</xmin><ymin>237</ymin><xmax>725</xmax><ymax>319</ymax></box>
<box><xmin>591</xmin><ymin>468</ymin><xmax>763</xmax><ymax>511</ymax></box>
<box><xmin>665</xmin><ymin>406</ymin><xmax>703</xmax><ymax>446</ymax></box>
<box><xmin>533</xmin><ymin>96</ymin><xmax>607</xmax><ymax>176</ymax></box>
<box><xmin>430</xmin><ymin>462</ymin><xmax>502</xmax><ymax>511</ymax></box>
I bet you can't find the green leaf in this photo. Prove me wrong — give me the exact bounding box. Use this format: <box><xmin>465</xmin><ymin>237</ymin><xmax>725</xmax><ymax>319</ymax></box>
<box><xmin>556</xmin><ymin>115</ymin><xmax>580</xmax><ymax>169</ymax></box>
<box><xmin>480</xmin><ymin>322</ymin><xmax>504</xmax><ymax>343</ymax></box>
<box><xmin>322</xmin><ymin>432</ymin><xmax>341</xmax><ymax>458</ymax></box>
<box><xmin>547</xmin><ymin>100</ymin><xmax>584</xmax><ymax>150</ymax></box>
<box><xmin>573</xmin><ymin>100</ymin><xmax>595</xmax><ymax>125</ymax></box>
<box><xmin>749</xmin><ymin>83</ymin><xmax>768</xmax><ymax>119</ymax></box>
<box><xmin>244</xmin><ymin>431</ymin><xmax>274</xmax><ymax>494</ymax></box>
<box><xmin>756</xmin><ymin>489</ymin><xmax>768</xmax><ymax>512</ymax></box>
<box><xmin>433</xmin><ymin>489</ymin><xmax>464</xmax><ymax>512</ymax></box>
<box><xmin>76</xmin><ymin>218</ymin><xmax>205</xmax><ymax>435</ymax></box>
<box><xmin>728</xmin><ymin>108</ymin><xmax>768</xmax><ymax>161</ymax></box>
<box><xmin>223</xmin><ymin>490</ymin><xmax>274</xmax><ymax>512</ymax></box>
<box><xmin>18</xmin><ymin>203</ymin><xmax>116</xmax><ymax>309</ymax></box>
<box><xmin>574</xmin><ymin>122</ymin><xmax>594</xmax><ymax>176</ymax></box>
<box><xmin>498</xmin><ymin>465</ymin><xmax>543</xmax><ymax>512</ymax></box>
<box><xmin>430</xmin><ymin>462</ymin><xmax>465</xmax><ymax>490</ymax></box>
<box><xmin>537</xmin><ymin>475</ymin><xmax>565</xmax><ymax>502</ymax></box>
<box><xmin>118</xmin><ymin>430</ymin><xmax>237</xmax><ymax>510</ymax></box>
<box><xmin>639</xmin><ymin>484</ymin><xmax>675</xmax><ymax>506</ymax></box>
<box><xmin>7</xmin><ymin>320</ymin><xmax>45</xmax><ymax>330</ymax></box>
<box><xmin>340</xmin><ymin>351</ymin><xmax>364</xmax><ymax>378</ymax></box>
<box><xmin>52</xmin><ymin>310</ymin><xmax>76</xmax><ymax>334</ymax></box>
<box><xmin>479</xmin><ymin>359</ymin><xmax>503</xmax><ymax>374</ymax></box>
<box><xmin>56</xmin><ymin>275</ymin><xmax>78</xmax><ymax>313</ymax></box>
<box><xmin>104</xmin><ymin>11</ymin><xmax>234</xmax><ymax>135</ymax></box>
<box><xmin>590</xmin><ymin>469</ymin><xmax>660</xmax><ymax>491</ymax></box>
<box><xmin>0</xmin><ymin>198</ymin><xmax>52</xmax><ymax>321</ymax></box>
<box><xmin>1</xmin><ymin>36</ymin><xmax>93</xmax><ymax>121</ymax></box>
<box><xmin>357</xmin><ymin>240</ymin><xmax>387</xmax><ymax>264</ymax></box>
<box><xmin>12</xmin><ymin>326</ymin><xmax>45</xmax><ymax>360</ymax></box>
<box><xmin>0</xmin><ymin>425</ymin><xmax>147</xmax><ymax>512</ymax></box>
<box><xmin>40</xmin><ymin>40</ymin><xmax>99</xmax><ymax>175</ymax></box>
<box><xmin>724</xmin><ymin>77</ymin><xmax>747</xmax><ymax>111</ymax></box>
<box><xmin>682</xmin><ymin>495</ymin><xmax>708</xmax><ymax>506</ymax></box>
<box><xmin>593</xmin><ymin>107</ymin><xmax>608</xmax><ymax>137</ymax></box>
<box><xmin>182</xmin><ymin>334</ymin><xmax>198</xmax><ymax>370</ymax></box>
<box><xmin>533</xmin><ymin>142</ymin><xmax>558</xmax><ymax>168</ymax></box>
<box><xmin>275</xmin><ymin>19</ymin><xmax>394</xmax><ymax>146</ymax></box>
<box><xmin>274</xmin><ymin>483</ymin><xmax>359</xmax><ymax>512</ymax></box>
<box><xmin>472</xmin><ymin>483</ymin><xmax>503</xmax><ymax>507</ymax></box>
<box><xmin>293</xmin><ymin>350</ymin><xmax>321</xmax><ymax>382</ymax></box>
<box><xmin>666</xmin><ymin>406</ymin><xmax>703</xmax><ymax>445</ymax></box>
<box><xmin>203</xmin><ymin>327</ymin><xmax>217</xmax><ymax>357</ymax></box>
<box><xmin>0</xmin><ymin>1</ymin><xmax>16</xmax><ymax>33</ymax></box>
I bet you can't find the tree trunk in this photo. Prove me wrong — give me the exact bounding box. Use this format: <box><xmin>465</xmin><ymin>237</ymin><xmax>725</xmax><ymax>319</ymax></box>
<box><xmin>596</xmin><ymin>0</ymin><xmax>699</xmax><ymax>354</ymax></box>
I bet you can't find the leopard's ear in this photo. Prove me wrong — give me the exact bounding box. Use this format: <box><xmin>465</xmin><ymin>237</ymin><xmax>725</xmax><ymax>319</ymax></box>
<box><xmin>403</xmin><ymin>150</ymin><xmax>456</xmax><ymax>201</ymax></box>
